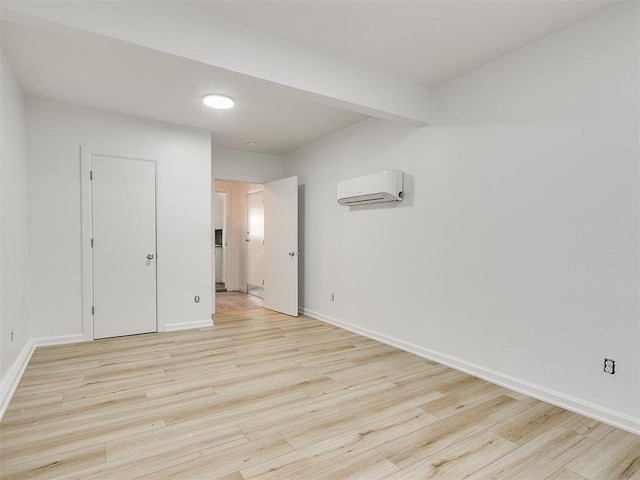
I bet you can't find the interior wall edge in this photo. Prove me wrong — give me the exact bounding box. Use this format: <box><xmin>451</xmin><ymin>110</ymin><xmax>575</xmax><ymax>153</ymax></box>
<box><xmin>300</xmin><ymin>307</ymin><xmax>640</xmax><ymax>437</ymax></box>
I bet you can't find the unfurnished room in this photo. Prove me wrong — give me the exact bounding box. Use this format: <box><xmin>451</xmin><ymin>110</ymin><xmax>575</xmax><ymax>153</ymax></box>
<box><xmin>0</xmin><ymin>1</ymin><xmax>639</xmax><ymax>478</ymax></box>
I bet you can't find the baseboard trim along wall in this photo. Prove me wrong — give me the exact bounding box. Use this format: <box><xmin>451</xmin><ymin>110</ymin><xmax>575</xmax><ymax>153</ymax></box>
<box><xmin>164</xmin><ymin>319</ymin><xmax>213</xmax><ymax>332</ymax></box>
<box><xmin>3</xmin><ymin>310</ymin><xmax>637</xmax><ymax>435</ymax></box>
<box><xmin>0</xmin><ymin>340</ymin><xmax>35</xmax><ymax>421</ymax></box>
<box><xmin>0</xmin><ymin>333</ymin><xmax>85</xmax><ymax>421</ymax></box>
<box><xmin>301</xmin><ymin>307</ymin><xmax>640</xmax><ymax>436</ymax></box>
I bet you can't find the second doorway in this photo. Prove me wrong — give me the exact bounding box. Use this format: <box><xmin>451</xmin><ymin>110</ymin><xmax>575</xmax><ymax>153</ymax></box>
<box><xmin>214</xmin><ymin>180</ymin><xmax>264</xmax><ymax>311</ymax></box>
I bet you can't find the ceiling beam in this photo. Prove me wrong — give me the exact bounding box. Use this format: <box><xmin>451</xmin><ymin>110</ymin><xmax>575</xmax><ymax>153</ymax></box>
<box><xmin>1</xmin><ymin>1</ymin><xmax>433</xmax><ymax>125</ymax></box>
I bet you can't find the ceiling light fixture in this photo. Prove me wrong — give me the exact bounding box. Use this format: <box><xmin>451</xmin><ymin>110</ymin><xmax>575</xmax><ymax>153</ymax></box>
<box><xmin>203</xmin><ymin>93</ymin><xmax>235</xmax><ymax>109</ymax></box>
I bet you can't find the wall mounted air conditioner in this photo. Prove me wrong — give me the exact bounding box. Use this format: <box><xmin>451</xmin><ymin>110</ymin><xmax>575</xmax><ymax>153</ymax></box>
<box><xmin>337</xmin><ymin>170</ymin><xmax>404</xmax><ymax>206</ymax></box>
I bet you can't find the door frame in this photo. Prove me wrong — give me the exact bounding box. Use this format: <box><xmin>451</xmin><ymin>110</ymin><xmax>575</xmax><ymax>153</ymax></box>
<box><xmin>212</xmin><ymin>186</ymin><xmax>231</xmax><ymax>313</ymax></box>
<box><xmin>80</xmin><ymin>146</ymin><xmax>163</xmax><ymax>341</ymax></box>
<box><xmin>211</xmin><ymin>175</ymin><xmax>299</xmax><ymax>317</ymax></box>
<box><xmin>212</xmin><ymin>173</ymin><xmax>270</xmax><ymax>316</ymax></box>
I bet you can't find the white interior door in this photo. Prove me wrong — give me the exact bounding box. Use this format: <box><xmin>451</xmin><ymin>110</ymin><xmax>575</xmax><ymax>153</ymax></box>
<box><xmin>246</xmin><ymin>190</ymin><xmax>265</xmax><ymax>296</ymax></box>
<box><xmin>264</xmin><ymin>176</ymin><xmax>298</xmax><ymax>316</ymax></box>
<box><xmin>92</xmin><ymin>155</ymin><xmax>157</xmax><ymax>339</ymax></box>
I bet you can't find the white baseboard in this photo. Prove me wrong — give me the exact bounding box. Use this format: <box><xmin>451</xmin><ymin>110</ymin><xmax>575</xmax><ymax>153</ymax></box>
<box><xmin>34</xmin><ymin>334</ymin><xmax>86</xmax><ymax>348</ymax></box>
<box><xmin>0</xmin><ymin>333</ymin><xmax>85</xmax><ymax>421</ymax></box>
<box><xmin>301</xmin><ymin>307</ymin><xmax>640</xmax><ymax>436</ymax></box>
<box><xmin>164</xmin><ymin>319</ymin><xmax>213</xmax><ymax>332</ymax></box>
<box><xmin>0</xmin><ymin>339</ymin><xmax>35</xmax><ymax>421</ymax></box>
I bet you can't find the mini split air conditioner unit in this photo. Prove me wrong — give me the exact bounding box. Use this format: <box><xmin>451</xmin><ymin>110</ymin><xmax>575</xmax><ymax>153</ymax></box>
<box><xmin>337</xmin><ymin>170</ymin><xmax>404</xmax><ymax>206</ymax></box>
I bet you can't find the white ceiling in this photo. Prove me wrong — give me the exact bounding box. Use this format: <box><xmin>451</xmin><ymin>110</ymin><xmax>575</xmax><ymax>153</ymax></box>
<box><xmin>0</xmin><ymin>20</ymin><xmax>367</xmax><ymax>155</ymax></box>
<box><xmin>186</xmin><ymin>0</ymin><xmax>617</xmax><ymax>86</ymax></box>
<box><xmin>0</xmin><ymin>1</ymin><xmax>619</xmax><ymax>155</ymax></box>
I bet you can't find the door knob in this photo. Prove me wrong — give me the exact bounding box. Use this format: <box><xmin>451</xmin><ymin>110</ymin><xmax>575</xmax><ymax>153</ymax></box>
<box><xmin>147</xmin><ymin>253</ymin><xmax>155</xmax><ymax>260</ymax></box>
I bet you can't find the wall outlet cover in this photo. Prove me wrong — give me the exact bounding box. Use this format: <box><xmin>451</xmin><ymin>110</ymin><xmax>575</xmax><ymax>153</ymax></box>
<box><xmin>604</xmin><ymin>358</ymin><xmax>615</xmax><ymax>375</ymax></box>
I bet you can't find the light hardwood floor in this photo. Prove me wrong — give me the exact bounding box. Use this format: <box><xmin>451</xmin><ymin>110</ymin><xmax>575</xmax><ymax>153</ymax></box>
<box><xmin>1</xmin><ymin>308</ymin><xmax>639</xmax><ymax>479</ymax></box>
<box><xmin>216</xmin><ymin>292</ymin><xmax>263</xmax><ymax>312</ymax></box>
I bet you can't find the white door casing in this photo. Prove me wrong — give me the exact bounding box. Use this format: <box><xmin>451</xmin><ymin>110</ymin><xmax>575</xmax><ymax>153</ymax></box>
<box><xmin>214</xmin><ymin>191</ymin><xmax>226</xmax><ymax>292</ymax></box>
<box><xmin>84</xmin><ymin>153</ymin><xmax>158</xmax><ymax>339</ymax></box>
<box><xmin>263</xmin><ymin>176</ymin><xmax>298</xmax><ymax>316</ymax></box>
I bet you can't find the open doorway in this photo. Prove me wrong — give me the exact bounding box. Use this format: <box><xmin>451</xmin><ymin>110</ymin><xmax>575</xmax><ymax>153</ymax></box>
<box><xmin>213</xmin><ymin>191</ymin><xmax>227</xmax><ymax>293</ymax></box>
<box><xmin>214</xmin><ymin>180</ymin><xmax>265</xmax><ymax>312</ymax></box>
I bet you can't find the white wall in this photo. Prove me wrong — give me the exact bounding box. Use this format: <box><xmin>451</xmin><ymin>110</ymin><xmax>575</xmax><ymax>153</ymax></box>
<box><xmin>27</xmin><ymin>99</ymin><xmax>212</xmax><ymax>338</ymax></box>
<box><xmin>0</xmin><ymin>52</ymin><xmax>30</xmax><ymax>382</ymax></box>
<box><xmin>246</xmin><ymin>189</ymin><xmax>265</xmax><ymax>291</ymax></box>
<box><xmin>212</xmin><ymin>144</ymin><xmax>285</xmax><ymax>184</ymax></box>
<box><xmin>214</xmin><ymin>192</ymin><xmax>226</xmax><ymax>230</ymax></box>
<box><xmin>286</xmin><ymin>3</ymin><xmax>639</xmax><ymax>432</ymax></box>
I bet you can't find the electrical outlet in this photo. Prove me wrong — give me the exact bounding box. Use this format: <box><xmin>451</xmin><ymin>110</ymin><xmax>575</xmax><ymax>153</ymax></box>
<box><xmin>194</xmin><ymin>296</ymin><xmax>200</xmax><ymax>303</ymax></box>
<box><xmin>10</xmin><ymin>329</ymin><xmax>14</xmax><ymax>342</ymax></box>
<box><xmin>604</xmin><ymin>358</ymin><xmax>615</xmax><ymax>375</ymax></box>
<box><xmin>330</xmin><ymin>293</ymin><xmax>335</xmax><ymax>301</ymax></box>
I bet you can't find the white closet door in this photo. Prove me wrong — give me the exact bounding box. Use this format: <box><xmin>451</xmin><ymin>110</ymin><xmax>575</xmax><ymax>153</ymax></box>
<box><xmin>92</xmin><ymin>155</ymin><xmax>157</xmax><ymax>339</ymax></box>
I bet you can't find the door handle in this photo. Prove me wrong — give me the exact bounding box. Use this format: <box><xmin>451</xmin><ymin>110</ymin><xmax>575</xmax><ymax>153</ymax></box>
<box><xmin>147</xmin><ymin>253</ymin><xmax>155</xmax><ymax>260</ymax></box>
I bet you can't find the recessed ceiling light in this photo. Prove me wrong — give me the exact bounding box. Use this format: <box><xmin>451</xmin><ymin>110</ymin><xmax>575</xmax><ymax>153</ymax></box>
<box><xmin>203</xmin><ymin>94</ymin><xmax>234</xmax><ymax>109</ymax></box>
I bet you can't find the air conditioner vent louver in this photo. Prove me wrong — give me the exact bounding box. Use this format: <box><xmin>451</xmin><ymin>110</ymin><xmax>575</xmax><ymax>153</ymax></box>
<box><xmin>337</xmin><ymin>170</ymin><xmax>404</xmax><ymax>206</ymax></box>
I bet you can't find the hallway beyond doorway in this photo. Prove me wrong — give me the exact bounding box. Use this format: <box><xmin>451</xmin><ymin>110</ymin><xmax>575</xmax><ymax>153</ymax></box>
<box><xmin>216</xmin><ymin>291</ymin><xmax>263</xmax><ymax>312</ymax></box>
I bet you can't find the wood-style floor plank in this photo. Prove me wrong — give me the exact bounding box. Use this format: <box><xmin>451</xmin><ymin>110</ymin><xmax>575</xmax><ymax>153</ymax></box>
<box><xmin>241</xmin><ymin>408</ymin><xmax>438</xmax><ymax>480</ymax></box>
<box><xmin>565</xmin><ymin>429</ymin><xmax>640</xmax><ymax>480</ymax></box>
<box><xmin>1</xmin><ymin>307</ymin><xmax>638</xmax><ymax>479</ymax></box>
<box><xmin>376</xmin><ymin>394</ymin><xmax>531</xmax><ymax>469</ymax></box>
<box><xmin>471</xmin><ymin>426</ymin><xmax>595</xmax><ymax>480</ymax></box>
<box><xmin>546</xmin><ymin>469</ymin><xmax>590</xmax><ymax>480</ymax></box>
<box><xmin>381</xmin><ymin>429</ymin><xmax>518</xmax><ymax>479</ymax></box>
